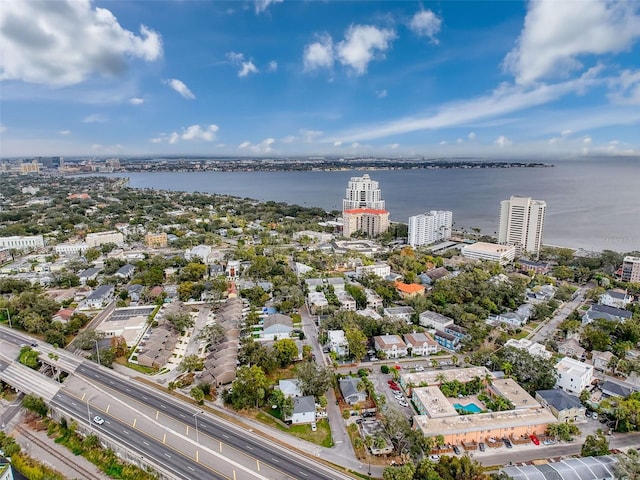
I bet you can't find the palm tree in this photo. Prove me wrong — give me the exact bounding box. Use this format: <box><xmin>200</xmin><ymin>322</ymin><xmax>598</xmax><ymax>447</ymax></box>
<box><xmin>431</xmin><ymin>359</ymin><xmax>439</xmax><ymax>369</ymax></box>
<box><xmin>435</xmin><ymin>373</ymin><xmax>447</xmax><ymax>385</ymax></box>
<box><xmin>501</xmin><ymin>362</ymin><xmax>514</xmax><ymax>377</ymax></box>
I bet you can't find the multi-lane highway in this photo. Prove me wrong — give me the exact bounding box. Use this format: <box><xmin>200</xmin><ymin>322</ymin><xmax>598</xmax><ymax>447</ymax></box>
<box><xmin>0</xmin><ymin>325</ymin><xmax>353</xmax><ymax>480</ymax></box>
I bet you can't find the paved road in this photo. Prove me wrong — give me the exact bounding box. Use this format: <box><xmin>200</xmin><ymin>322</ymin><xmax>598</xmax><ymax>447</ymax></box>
<box><xmin>529</xmin><ymin>287</ymin><xmax>586</xmax><ymax>343</ymax></box>
<box><xmin>75</xmin><ymin>361</ymin><xmax>351</xmax><ymax>480</ymax></box>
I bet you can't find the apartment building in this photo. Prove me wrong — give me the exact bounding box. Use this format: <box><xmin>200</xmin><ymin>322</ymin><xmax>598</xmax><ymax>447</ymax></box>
<box><xmin>498</xmin><ymin>196</ymin><xmax>546</xmax><ymax>257</ymax></box>
<box><xmin>86</xmin><ymin>231</ymin><xmax>124</xmax><ymax>247</ymax></box>
<box><xmin>408</xmin><ymin>210</ymin><xmax>452</xmax><ymax>247</ymax></box>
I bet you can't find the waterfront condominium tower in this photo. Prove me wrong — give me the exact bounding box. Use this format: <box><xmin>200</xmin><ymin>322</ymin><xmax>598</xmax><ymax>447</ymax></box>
<box><xmin>341</xmin><ymin>174</ymin><xmax>389</xmax><ymax>238</ymax></box>
<box><xmin>342</xmin><ymin>174</ymin><xmax>386</xmax><ymax>211</ymax></box>
<box><xmin>498</xmin><ymin>196</ymin><xmax>546</xmax><ymax>258</ymax></box>
<box><xmin>408</xmin><ymin>210</ymin><xmax>453</xmax><ymax>247</ymax></box>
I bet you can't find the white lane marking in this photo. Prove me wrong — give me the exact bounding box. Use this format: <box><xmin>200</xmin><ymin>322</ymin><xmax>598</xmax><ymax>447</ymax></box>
<box><xmin>164</xmin><ymin>453</ymin><xmax>171</xmax><ymax>458</ymax></box>
<box><xmin>245</xmin><ymin>445</ymin><xmax>253</xmax><ymax>450</ymax></box>
<box><xmin>123</xmin><ymin>430</ymin><xmax>129</xmax><ymax>435</ymax></box>
<box><xmin>222</xmin><ymin>434</ymin><xmax>229</xmax><ymax>438</ymax></box>
<box><xmin>179</xmin><ymin>413</ymin><xmax>185</xmax><ymax>418</ymax></box>
<box><xmin>299</xmin><ymin>472</ymin><xmax>308</xmax><ymax>477</ymax></box>
<box><xmin>188</xmin><ymin>467</ymin><xmax>195</xmax><ymax>472</ymax></box>
<box><xmin>272</xmin><ymin>458</ymin><xmax>280</xmax><ymax>463</ymax></box>
<box><xmin>143</xmin><ymin>441</ymin><xmax>149</xmax><ymax>446</ymax></box>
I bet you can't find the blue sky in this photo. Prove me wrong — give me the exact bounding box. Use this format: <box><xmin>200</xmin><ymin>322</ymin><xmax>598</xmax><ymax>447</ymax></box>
<box><xmin>1</xmin><ymin>0</ymin><xmax>639</xmax><ymax>158</ymax></box>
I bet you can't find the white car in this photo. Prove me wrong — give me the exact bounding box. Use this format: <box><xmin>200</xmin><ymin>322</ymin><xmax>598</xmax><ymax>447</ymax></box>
<box><xmin>415</xmin><ymin>365</ymin><xmax>425</xmax><ymax>372</ymax></box>
<box><xmin>93</xmin><ymin>416</ymin><xmax>105</xmax><ymax>425</ymax></box>
<box><xmin>398</xmin><ymin>400</ymin><xmax>409</xmax><ymax>407</ymax></box>
<box><xmin>429</xmin><ymin>455</ymin><xmax>440</xmax><ymax>461</ymax></box>
<box><xmin>311</xmin><ymin>422</ymin><xmax>317</xmax><ymax>432</ymax></box>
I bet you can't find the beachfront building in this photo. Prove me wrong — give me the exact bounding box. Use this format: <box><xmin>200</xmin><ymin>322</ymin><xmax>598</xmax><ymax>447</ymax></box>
<box><xmin>0</xmin><ymin>235</ymin><xmax>45</xmax><ymax>251</ymax></box>
<box><xmin>342</xmin><ymin>208</ymin><xmax>390</xmax><ymax>238</ymax></box>
<box><xmin>342</xmin><ymin>174</ymin><xmax>386</xmax><ymax>211</ymax></box>
<box><xmin>408</xmin><ymin>210</ymin><xmax>453</xmax><ymax>248</ymax></box>
<box><xmin>86</xmin><ymin>230</ymin><xmax>124</xmax><ymax>247</ymax></box>
<box><xmin>498</xmin><ymin>195</ymin><xmax>546</xmax><ymax>258</ymax></box>
<box><xmin>621</xmin><ymin>256</ymin><xmax>640</xmax><ymax>283</ymax></box>
<box><xmin>461</xmin><ymin>242</ymin><xmax>516</xmax><ymax>265</ymax></box>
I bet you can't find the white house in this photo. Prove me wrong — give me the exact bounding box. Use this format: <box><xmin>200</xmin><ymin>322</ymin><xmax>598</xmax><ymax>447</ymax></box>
<box><xmin>374</xmin><ymin>335</ymin><xmax>407</xmax><ymax>359</ymax></box>
<box><xmin>307</xmin><ymin>291</ymin><xmax>329</xmax><ymax>314</ymax></box>
<box><xmin>355</xmin><ymin>263</ymin><xmax>391</xmax><ymax>279</ymax></box>
<box><xmin>289</xmin><ymin>396</ymin><xmax>316</xmax><ymax>424</ymax></box>
<box><xmin>279</xmin><ymin>379</ymin><xmax>303</xmax><ymax>398</ymax></box>
<box><xmin>504</xmin><ymin>338</ymin><xmax>551</xmax><ymax>359</ymax></box>
<box><xmin>403</xmin><ymin>332</ymin><xmax>438</xmax><ymax>356</ymax></box>
<box><xmin>555</xmin><ymin>357</ymin><xmax>593</xmax><ymax>395</ymax></box>
<box><xmin>327</xmin><ymin>330</ymin><xmax>349</xmax><ymax>357</ymax></box>
<box><xmin>599</xmin><ymin>289</ymin><xmax>633</xmax><ymax>309</ymax></box>
<box><xmin>261</xmin><ymin>314</ymin><xmax>293</xmax><ymax>340</ymax></box>
<box><xmin>419</xmin><ymin>310</ymin><xmax>454</xmax><ymax>330</ymax></box>
<box><xmin>365</xmin><ymin>289</ymin><xmax>384</xmax><ymax>309</ymax></box>
<box><xmin>582</xmin><ymin>304</ymin><xmax>632</xmax><ymax>325</ymax></box>
<box><xmin>384</xmin><ymin>306</ymin><xmax>415</xmax><ymax>324</ymax></box>
<box><xmin>79</xmin><ymin>284</ymin><xmax>115</xmax><ymax>310</ymax></box>
<box><xmin>337</xmin><ymin>291</ymin><xmax>357</xmax><ymax>311</ymax></box>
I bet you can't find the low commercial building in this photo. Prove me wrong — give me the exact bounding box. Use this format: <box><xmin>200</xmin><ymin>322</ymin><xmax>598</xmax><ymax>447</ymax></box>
<box><xmin>355</xmin><ymin>263</ymin><xmax>391</xmax><ymax>279</ymax></box>
<box><xmin>419</xmin><ymin>310</ymin><xmax>454</xmax><ymax>330</ymax></box>
<box><xmin>86</xmin><ymin>231</ymin><xmax>124</xmax><ymax>247</ymax></box>
<box><xmin>460</xmin><ymin>242</ymin><xmax>516</xmax><ymax>265</ymax></box>
<box><xmin>144</xmin><ymin>232</ymin><xmax>168</xmax><ymax>248</ymax></box>
<box><xmin>500</xmin><ymin>455</ymin><xmax>617</xmax><ymax>480</ymax></box>
<box><xmin>55</xmin><ymin>242</ymin><xmax>89</xmax><ymax>256</ymax></box>
<box><xmin>384</xmin><ymin>306</ymin><xmax>415</xmax><ymax>323</ymax></box>
<box><xmin>0</xmin><ymin>235</ymin><xmax>45</xmax><ymax>251</ymax></box>
<box><xmin>399</xmin><ymin>367</ymin><xmax>492</xmax><ymax>389</ymax></box>
<box><xmin>95</xmin><ymin>306</ymin><xmax>154</xmax><ymax>346</ymax></box>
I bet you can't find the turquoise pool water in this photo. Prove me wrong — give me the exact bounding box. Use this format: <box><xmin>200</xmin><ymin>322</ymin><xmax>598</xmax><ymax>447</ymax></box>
<box><xmin>454</xmin><ymin>402</ymin><xmax>483</xmax><ymax>413</ymax></box>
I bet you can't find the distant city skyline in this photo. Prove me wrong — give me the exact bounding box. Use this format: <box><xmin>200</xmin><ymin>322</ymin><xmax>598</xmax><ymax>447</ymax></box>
<box><xmin>1</xmin><ymin>0</ymin><xmax>639</xmax><ymax>158</ymax></box>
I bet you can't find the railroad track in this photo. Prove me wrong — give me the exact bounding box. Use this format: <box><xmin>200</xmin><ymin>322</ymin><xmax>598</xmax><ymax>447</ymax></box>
<box><xmin>15</xmin><ymin>425</ymin><xmax>105</xmax><ymax>480</ymax></box>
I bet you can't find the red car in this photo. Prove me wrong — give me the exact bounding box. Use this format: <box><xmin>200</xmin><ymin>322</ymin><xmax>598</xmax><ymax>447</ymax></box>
<box><xmin>530</xmin><ymin>434</ymin><xmax>540</xmax><ymax>445</ymax></box>
<box><xmin>390</xmin><ymin>384</ymin><xmax>400</xmax><ymax>391</ymax></box>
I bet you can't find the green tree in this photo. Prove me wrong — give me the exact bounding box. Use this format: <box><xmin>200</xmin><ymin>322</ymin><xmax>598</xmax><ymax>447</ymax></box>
<box><xmin>345</xmin><ymin>326</ymin><xmax>367</xmax><ymax>361</ymax></box>
<box><xmin>273</xmin><ymin>338</ymin><xmax>299</xmax><ymax>368</ymax></box>
<box><xmin>75</xmin><ymin>329</ymin><xmax>105</xmax><ymax>350</ymax></box>
<box><xmin>383</xmin><ymin>464</ymin><xmax>416</xmax><ymax>480</ymax></box>
<box><xmin>190</xmin><ymin>386</ymin><xmax>205</xmax><ymax>405</ymax></box>
<box><xmin>84</xmin><ymin>248</ymin><xmax>101</xmax><ymax>263</ymax></box>
<box><xmin>19</xmin><ymin>346</ymin><xmax>40</xmax><ymax>370</ymax></box>
<box><xmin>166</xmin><ymin>311</ymin><xmax>195</xmax><ymax>333</ymax></box>
<box><xmin>178</xmin><ymin>355</ymin><xmax>204</xmax><ymax>373</ymax></box>
<box><xmin>229</xmin><ymin>365</ymin><xmax>271</xmax><ymax>409</ymax></box>
<box><xmin>23</xmin><ymin>394</ymin><xmax>48</xmax><ymax>417</ymax></box>
<box><xmin>581</xmin><ymin>430</ymin><xmax>610</xmax><ymax>456</ymax></box>
<box><xmin>615</xmin><ymin>448</ymin><xmax>640</xmax><ymax>480</ymax></box>
<box><xmin>180</xmin><ymin>262</ymin><xmax>207</xmax><ymax>282</ymax></box>
<box><xmin>294</xmin><ymin>361</ymin><xmax>333</xmax><ymax>397</ymax></box>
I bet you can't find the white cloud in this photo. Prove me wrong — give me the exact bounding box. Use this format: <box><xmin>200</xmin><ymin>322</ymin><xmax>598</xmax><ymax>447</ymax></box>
<box><xmin>303</xmin><ymin>35</ymin><xmax>334</xmax><ymax>72</ymax></box>
<box><xmin>83</xmin><ymin>113</ymin><xmax>107</xmax><ymax>123</ymax></box>
<box><xmin>350</xmin><ymin>142</ymin><xmax>361</xmax><ymax>148</ymax></box>
<box><xmin>503</xmin><ymin>0</ymin><xmax>640</xmax><ymax>84</ymax></box>
<box><xmin>281</xmin><ymin>135</ymin><xmax>296</xmax><ymax>144</ymax></box>
<box><xmin>495</xmin><ymin>135</ymin><xmax>512</xmax><ymax>147</ymax></box>
<box><xmin>337</xmin><ymin>25</ymin><xmax>396</xmax><ymax>75</ymax></box>
<box><xmin>0</xmin><ymin>0</ymin><xmax>162</xmax><ymax>86</ymax></box>
<box><xmin>376</xmin><ymin>89</ymin><xmax>388</xmax><ymax>98</ymax></box>
<box><xmin>608</xmin><ymin>69</ymin><xmax>640</xmax><ymax>105</ymax></box>
<box><xmin>468</xmin><ymin>132</ymin><xmax>476</xmax><ymax>140</ymax></box>
<box><xmin>152</xmin><ymin>124</ymin><xmax>219</xmax><ymax>144</ymax></box>
<box><xmin>333</xmin><ymin>141</ymin><xmax>342</xmax><ymax>147</ymax></box>
<box><xmin>129</xmin><ymin>97</ymin><xmax>144</xmax><ymax>105</ymax></box>
<box><xmin>239</xmin><ymin>138</ymin><xmax>275</xmax><ymax>153</ymax></box>
<box><xmin>226</xmin><ymin>52</ymin><xmax>259</xmax><ymax>77</ymax></box>
<box><xmin>267</xmin><ymin>60</ymin><xmax>278</xmax><ymax>72</ymax></box>
<box><xmin>583</xmin><ymin>135</ymin><xmax>592</xmax><ymax>144</ymax></box>
<box><xmin>254</xmin><ymin>0</ymin><xmax>282</xmax><ymax>15</ymax></box>
<box><xmin>439</xmin><ymin>141</ymin><xmax>448</xmax><ymax>145</ymax></box>
<box><xmin>561</xmin><ymin>129</ymin><xmax>573</xmax><ymax>137</ymax></box>
<box><xmin>166</xmin><ymin>79</ymin><xmax>195</xmax><ymax>99</ymax></box>
<box><xmin>59</xmin><ymin>130</ymin><xmax>71</xmax><ymax>135</ymax></box>
<box><xmin>0</xmin><ymin>124</ymin><xmax>7</xmax><ymax>133</ymax></box>
<box><xmin>388</xmin><ymin>143</ymin><xmax>399</xmax><ymax>149</ymax></box>
<box><xmin>456</xmin><ymin>138</ymin><xmax>463</xmax><ymax>144</ymax></box>
<box><xmin>408</xmin><ymin>10</ymin><xmax>442</xmax><ymax>43</ymax></box>
<box><xmin>300</xmin><ymin>129</ymin><xmax>323</xmax><ymax>143</ymax></box>
<box><xmin>327</xmin><ymin>67</ymin><xmax>604</xmax><ymax>143</ymax></box>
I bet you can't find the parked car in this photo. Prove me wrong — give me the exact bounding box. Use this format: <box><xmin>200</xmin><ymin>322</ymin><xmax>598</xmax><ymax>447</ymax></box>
<box><xmin>93</xmin><ymin>416</ymin><xmax>105</xmax><ymax>425</ymax></box>
<box><xmin>398</xmin><ymin>400</ymin><xmax>409</xmax><ymax>407</ymax></box>
<box><xmin>452</xmin><ymin>445</ymin><xmax>461</xmax><ymax>455</ymax></box>
<box><xmin>478</xmin><ymin>442</ymin><xmax>485</xmax><ymax>452</ymax></box>
<box><xmin>530</xmin><ymin>434</ymin><xmax>540</xmax><ymax>445</ymax></box>
<box><xmin>502</xmin><ymin>438</ymin><xmax>513</xmax><ymax>449</ymax></box>
<box><xmin>311</xmin><ymin>422</ymin><xmax>317</xmax><ymax>432</ymax></box>
<box><xmin>543</xmin><ymin>439</ymin><xmax>557</xmax><ymax>445</ymax></box>
<box><xmin>389</xmin><ymin>383</ymin><xmax>400</xmax><ymax>391</ymax></box>
<box><xmin>415</xmin><ymin>365</ymin><xmax>425</xmax><ymax>372</ymax></box>
<box><xmin>592</xmin><ymin>412</ymin><xmax>598</xmax><ymax>420</ymax></box>
<box><xmin>429</xmin><ymin>455</ymin><xmax>440</xmax><ymax>461</ymax></box>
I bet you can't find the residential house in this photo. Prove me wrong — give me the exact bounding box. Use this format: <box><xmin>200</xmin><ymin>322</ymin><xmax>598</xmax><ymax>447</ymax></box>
<box><xmin>78</xmin><ymin>267</ymin><xmax>100</xmax><ymax>285</ymax></box>
<box><xmin>555</xmin><ymin>357</ymin><xmax>593</xmax><ymax>395</ymax></box>
<box><xmin>582</xmin><ymin>304</ymin><xmax>632</xmax><ymax>325</ymax></box>
<box><xmin>115</xmin><ymin>264</ymin><xmax>135</xmax><ymax>280</ymax></box>
<box><xmin>262</xmin><ymin>313</ymin><xmax>293</xmax><ymax>340</ymax></box>
<box><xmin>419</xmin><ymin>310</ymin><xmax>454</xmax><ymax>330</ymax></box>
<box><xmin>365</xmin><ymin>289</ymin><xmax>383</xmax><ymax>309</ymax></box>
<box><xmin>356</xmin><ymin>308</ymin><xmax>382</xmax><ymax>321</ymax></box>
<box><xmin>355</xmin><ymin>263</ymin><xmax>391</xmax><ymax>279</ymax></box>
<box><xmin>374</xmin><ymin>335</ymin><xmax>408</xmax><ymax>359</ymax></box>
<box><xmin>403</xmin><ymin>332</ymin><xmax>438</xmax><ymax>356</ymax></box>
<box><xmin>422</xmin><ymin>267</ymin><xmax>451</xmax><ymax>284</ymax></box>
<box><xmin>339</xmin><ymin>377</ymin><xmax>367</xmax><ymax>405</ymax></box>
<box><xmin>600</xmin><ymin>380</ymin><xmax>635</xmax><ymax>399</ymax></box>
<box><xmin>557</xmin><ymin>338</ymin><xmax>586</xmax><ymax>360</ymax></box>
<box><xmin>394</xmin><ymin>282</ymin><xmax>425</xmax><ymax>299</ymax></box>
<box><xmin>279</xmin><ymin>379</ymin><xmax>303</xmax><ymax>398</ymax></box>
<box><xmin>79</xmin><ymin>284</ymin><xmax>115</xmax><ymax>310</ymax></box>
<box><xmin>518</xmin><ymin>260</ymin><xmax>550</xmax><ymax>275</ymax></box>
<box><xmin>488</xmin><ymin>304</ymin><xmax>534</xmax><ymax>328</ymax></box>
<box><xmin>307</xmin><ymin>291</ymin><xmax>329</xmax><ymax>314</ymax></box>
<box><xmin>289</xmin><ymin>396</ymin><xmax>316</xmax><ymax>425</ymax></box>
<box><xmin>599</xmin><ymin>289</ymin><xmax>633</xmax><ymax>309</ymax></box>
<box><xmin>383</xmin><ymin>306</ymin><xmax>415</xmax><ymax>324</ymax></box>
<box><xmin>337</xmin><ymin>291</ymin><xmax>357</xmax><ymax>311</ymax></box>
<box><xmin>504</xmin><ymin>338</ymin><xmax>551</xmax><ymax>359</ymax></box>
<box><xmin>526</xmin><ymin>284</ymin><xmax>557</xmax><ymax>303</ymax></box>
<box><xmin>327</xmin><ymin>330</ymin><xmax>349</xmax><ymax>357</ymax></box>
<box><xmin>536</xmin><ymin>389</ymin><xmax>586</xmax><ymax>423</ymax></box>
<box><xmin>52</xmin><ymin>308</ymin><xmax>75</xmax><ymax>324</ymax></box>
<box><xmin>591</xmin><ymin>351</ymin><xmax>615</xmax><ymax>372</ymax></box>
<box><xmin>434</xmin><ymin>330</ymin><xmax>460</xmax><ymax>351</ymax></box>
<box><xmin>125</xmin><ymin>284</ymin><xmax>144</xmax><ymax>303</ymax></box>
<box><xmin>444</xmin><ymin>324</ymin><xmax>468</xmax><ymax>342</ymax></box>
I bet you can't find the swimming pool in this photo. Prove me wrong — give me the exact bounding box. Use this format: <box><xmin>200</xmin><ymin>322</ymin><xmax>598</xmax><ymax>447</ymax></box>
<box><xmin>454</xmin><ymin>402</ymin><xmax>483</xmax><ymax>414</ymax></box>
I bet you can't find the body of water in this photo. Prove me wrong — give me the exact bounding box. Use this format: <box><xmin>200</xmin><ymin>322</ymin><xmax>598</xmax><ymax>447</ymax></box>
<box><xmin>102</xmin><ymin>157</ymin><xmax>640</xmax><ymax>252</ymax></box>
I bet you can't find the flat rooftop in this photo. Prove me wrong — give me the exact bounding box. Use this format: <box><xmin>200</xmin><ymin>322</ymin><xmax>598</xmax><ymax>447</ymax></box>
<box><xmin>412</xmin><ymin>387</ymin><xmax>459</xmax><ymax>418</ymax></box>
<box><xmin>463</xmin><ymin>242</ymin><xmax>515</xmax><ymax>254</ymax></box>
<box><xmin>490</xmin><ymin>378</ymin><xmax>539</xmax><ymax>409</ymax></box>
<box><xmin>400</xmin><ymin>366</ymin><xmax>491</xmax><ymax>387</ymax></box>
<box><xmin>106</xmin><ymin>306</ymin><xmax>156</xmax><ymax>322</ymax></box>
<box><xmin>413</xmin><ymin>408</ymin><xmax>557</xmax><ymax>436</ymax></box>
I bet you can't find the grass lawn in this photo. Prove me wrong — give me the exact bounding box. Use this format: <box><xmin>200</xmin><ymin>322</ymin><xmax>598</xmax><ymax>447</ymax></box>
<box><xmin>114</xmin><ymin>357</ymin><xmax>158</xmax><ymax>374</ymax></box>
<box><xmin>256</xmin><ymin>411</ymin><xmax>333</xmax><ymax>447</ymax></box>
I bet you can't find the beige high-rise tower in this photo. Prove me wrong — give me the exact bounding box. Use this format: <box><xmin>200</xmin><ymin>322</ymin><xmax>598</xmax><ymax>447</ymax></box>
<box><xmin>498</xmin><ymin>196</ymin><xmax>546</xmax><ymax>258</ymax></box>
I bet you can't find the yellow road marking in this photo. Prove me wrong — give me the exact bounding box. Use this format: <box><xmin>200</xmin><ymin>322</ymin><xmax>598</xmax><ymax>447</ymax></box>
<box><xmin>81</xmin><ymin>392</ymin><xmax>86</xmax><ymax>401</ymax></box>
<box><xmin>186</xmin><ymin>425</ymin><xmax>190</xmax><ymax>435</ymax></box>
<box><xmin>133</xmin><ymin>418</ymin><xmax>136</xmax><ymax>428</ymax></box>
<box><xmin>163</xmin><ymin>433</ymin><xmax>166</xmax><ymax>444</ymax></box>
<box><xmin>196</xmin><ymin>450</ymin><xmax>199</xmax><ymax>462</ymax></box>
<box><xmin>156</xmin><ymin>410</ymin><xmax>159</xmax><ymax>420</ymax></box>
<box><xmin>106</xmin><ymin>404</ymin><xmax>110</xmax><ymax>414</ymax></box>
<box><xmin>257</xmin><ymin>460</ymin><xmax>260</xmax><ymax>471</ymax></box>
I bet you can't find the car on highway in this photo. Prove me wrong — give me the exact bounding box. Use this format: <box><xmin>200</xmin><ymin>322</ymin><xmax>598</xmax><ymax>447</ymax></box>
<box><xmin>93</xmin><ymin>416</ymin><xmax>105</xmax><ymax>425</ymax></box>
<box><xmin>530</xmin><ymin>434</ymin><xmax>540</xmax><ymax>445</ymax></box>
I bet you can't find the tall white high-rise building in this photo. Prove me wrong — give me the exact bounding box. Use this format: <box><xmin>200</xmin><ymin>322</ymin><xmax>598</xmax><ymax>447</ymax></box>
<box><xmin>408</xmin><ymin>210</ymin><xmax>453</xmax><ymax>247</ymax></box>
<box><xmin>342</xmin><ymin>174</ymin><xmax>385</xmax><ymax>211</ymax></box>
<box><xmin>498</xmin><ymin>196</ymin><xmax>546</xmax><ymax>257</ymax></box>
<box><xmin>621</xmin><ymin>256</ymin><xmax>640</xmax><ymax>283</ymax></box>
